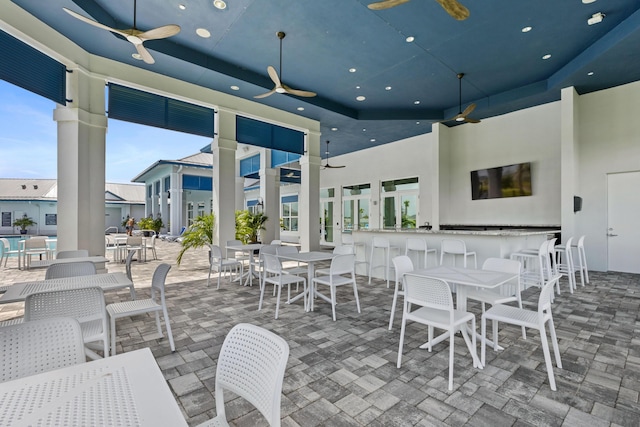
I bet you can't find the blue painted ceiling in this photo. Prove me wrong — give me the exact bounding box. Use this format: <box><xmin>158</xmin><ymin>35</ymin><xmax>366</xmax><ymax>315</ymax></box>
<box><xmin>11</xmin><ymin>0</ymin><xmax>640</xmax><ymax>156</ymax></box>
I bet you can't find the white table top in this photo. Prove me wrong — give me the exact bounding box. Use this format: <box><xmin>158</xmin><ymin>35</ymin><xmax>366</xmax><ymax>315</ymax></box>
<box><xmin>0</xmin><ymin>347</ymin><xmax>187</xmax><ymax>426</ymax></box>
<box><xmin>412</xmin><ymin>265</ymin><xmax>517</xmax><ymax>289</ymax></box>
<box><xmin>277</xmin><ymin>251</ymin><xmax>335</xmax><ymax>263</ymax></box>
<box><xmin>0</xmin><ymin>272</ymin><xmax>133</xmax><ymax>304</ymax></box>
<box><xmin>226</xmin><ymin>243</ymin><xmax>263</xmax><ymax>251</ymax></box>
<box><xmin>28</xmin><ymin>255</ymin><xmax>109</xmax><ymax>269</ymax></box>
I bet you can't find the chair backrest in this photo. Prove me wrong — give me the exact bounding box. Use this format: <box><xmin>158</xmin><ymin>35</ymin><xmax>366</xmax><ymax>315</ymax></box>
<box><xmin>392</xmin><ymin>255</ymin><xmax>414</xmax><ymax>283</ymax></box>
<box><xmin>482</xmin><ymin>258</ymin><xmax>521</xmax><ymax>296</ymax></box>
<box><xmin>406</xmin><ymin>237</ymin><xmax>427</xmax><ymax>253</ymax></box>
<box><xmin>56</xmin><ymin>249</ymin><xmax>89</xmax><ymax>259</ymax></box>
<box><xmin>0</xmin><ymin>317</ymin><xmax>85</xmax><ymax>383</ymax></box>
<box><xmin>329</xmin><ymin>254</ymin><xmax>355</xmax><ymax>276</ymax></box>
<box><xmin>259</xmin><ymin>244</ymin><xmax>279</xmax><ymax>262</ymax></box>
<box><xmin>126</xmin><ymin>236</ymin><xmax>143</xmax><ymax>246</ymax></box>
<box><xmin>372</xmin><ymin>236</ymin><xmax>389</xmax><ymax>248</ymax></box>
<box><xmin>441</xmin><ymin>239</ymin><xmax>466</xmax><ymax>255</ymax></box>
<box><xmin>341</xmin><ymin>234</ymin><xmax>354</xmax><ymax>245</ymax></box>
<box><xmin>262</xmin><ymin>253</ymin><xmax>283</xmax><ymax>275</ymax></box>
<box><xmin>24</xmin><ymin>238</ymin><xmax>46</xmax><ymax>250</ymax></box>
<box><xmin>215</xmin><ymin>323</ymin><xmax>289</xmax><ymax>426</ymax></box>
<box><xmin>150</xmin><ymin>264</ymin><xmax>172</xmax><ymax>300</ymax></box>
<box><xmin>45</xmin><ymin>261</ymin><xmax>97</xmax><ymax>280</ymax></box>
<box><xmin>125</xmin><ymin>249</ymin><xmax>136</xmax><ymax>281</ymax></box>
<box><xmin>576</xmin><ymin>235</ymin><xmax>586</xmax><ymax>249</ymax></box>
<box><xmin>25</xmin><ymin>286</ymin><xmax>106</xmax><ymax>326</ymax></box>
<box><xmin>226</xmin><ymin>239</ymin><xmax>243</xmax><ymax>257</ymax></box>
<box><xmin>210</xmin><ymin>244</ymin><xmax>223</xmax><ymax>261</ymax></box>
<box><xmin>403</xmin><ymin>273</ymin><xmax>454</xmax><ymax>320</ymax></box>
<box><xmin>147</xmin><ymin>234</ymin><xmax>157</xmax><ymax>247</ymax></box>
<box><xmin>276</xmin><ymin>245</ymin><xmax>299</xmax><ymax>256</ymax></box>
<box><xmin>270</xmin><ymin>240</ymin><xmax>282</xmax><ymax>246</ymax></box>
<box><xmin>539</xmin><ymin>275</ymin><xmax>561</xmax><ymax>315</ymax></box>
<box><xmin>0</xmin><ymin>237</ymin><xmax>9</xmax><ymax>252</ymax></box>
<box><xmin>332</xmin><ymin>245</ymin><xmax>354</xmax><ymax>255</ymax></box>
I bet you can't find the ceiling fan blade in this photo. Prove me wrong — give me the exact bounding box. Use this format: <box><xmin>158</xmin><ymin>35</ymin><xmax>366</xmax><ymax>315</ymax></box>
<box><xmin>135</xmin><ymin>43</ymin><xmax>155</xmax><ymax>64</ymax></box>
<box><xmin>139</xmin><ymin>25</ymin><xmax>181</xmax><ymax>41</ymax></box>
<box><xmin>367</xmin><ymin>0</ymin><xmax>410</xmax><ymax>10</ymax></box>
<box><xmin>254</xmin><ymin>88</ymin><xmax>277</xmax><ymax>99</ymax></box>
<box><xmin>434</xmin><ymin>0</ymin><xmax>470</xmax><ymax>20</ymax></box>
<box><xmin>325</xmin><ymin>164</ymin><xmax>346</xmax><ymax>169</ymax></box>
<box><xmin>282</xmin><ymin>84</ymin><xmax>317</xmax><ymax>98</ymax></box>
<box><xmin>63</xmin><ymin>7</ymin><xmax>128</xmax><ymax>37</ymax></box>
<box><xmin>267</xmin><ymin>66</ymin><xmax>281</xmax><ymax>87</ymax></box>
<box><xmin>464</xmin><ymin>117</ymin><xmax>481</xmax><ymax>124</ymax></box>
<box><xmin>460</xmin><ymin>103</ymin><xmax>476</xmax><ymax>117</ymax></box>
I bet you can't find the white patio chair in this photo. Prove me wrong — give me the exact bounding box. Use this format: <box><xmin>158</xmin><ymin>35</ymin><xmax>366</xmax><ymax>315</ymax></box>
<box><xmin>226</xmin><ymin>239</ymin><xmax>250</xmax><ymax>264</ymax></box>
<box><xmin>556</xmin><ymin>235</ymin><xmax>589</xmax><ymax>287</ymax></box>
<box><xmin>388</xmin><ymin>255</ymin><xmax>414</xmax><ymax>330</ymax></box>
<box><xmin>397</xmin><ymin>273</ymin><xmax>479</xmax><ymax>391</ymax></box>
<box><xmin>259</xmin><ymin>253</ymin><xmax>307</xmax><ymax>319</ymax></box>
<box><xmin>0</xmin><ymin>317</ymin><xmax>85</xmax><ymax>383</ymax></box>
<box><xmin>510</xmin><ymin>239</ymin><xmax>550</xmax><ymax>291</ymax></box>
<box><xmin>465</xmin><ymin>258</ymin><xmax>526</xmax><ymax>340</ymax></box>
<box><xmin>555</xmin><ymin>236</ymin><xmax>577</xmax><ymax>294</ymax></box>
<box><xmin>23</xmin><ymin>238</ymin><xmax>48</xmax><ymax>269</ymax></box>
<box><xmin>107</xmin><ymin>264</ymin><xmax>175</xmax><ymax>356</ymax></box>
<box><xmin>0</xmin><ymin>237</ymin><xmax>20</xmax><ymax>267</ymax></box>
<box><xmin>196</xmin><ymin>323</ymin><xmax>289</xmax><ymax>427</ymax></box>
<box><xmin>276</xmin><ymin>245</ymin><xmax>307</xmax><ymax>277</ymax></box>
<box><xmin>256</xmin><ymin>244</ymin><xmax>279</xmax><ymax>285</ymax></box>
<box><xmin>440</xmin><ymin>238</ymin><xmax>476</xmax><ymax>268</ymax></box>
<box><xmin>315</xmin><ymin>245</ymin><xmax>353</xmax><ymax>277</ymax></box>
<box><xmin>25</xmin><ymin>286</ymin><xmax>109</xmax><ymax>360</ymax></box>
<box><xmin>56</xmin><ymin>249</ymin><xmax>89</xmax><ymax>259</ymax></box>
<box><xmin>126</xmin><ymin>236</ymin><xmax>145</xmax><ymax>262</ymax></box>
<box><xmin>312</xmin><ymin>254</ymin><xmax>360</xmax><ymax>321</ymax></box>
<box><xmin>45</xmin><ymin>260</ymin><xmax>97</xmax><ymax>280</ymax></box>
<box><xmin>405</xmin><ymin>237</ymin><xmax>437</xmax><ymax>269</ymax></box>
<box><xmin>481</xmin><ymin>275</ymin><xmax>563</xmax><ymax>391</ymax></box>
<box><xmin>208</xmin><ymin>244</ymin><xmax>244</xmax><ymax>289</ymax></box>
<box><xmin>145</xmin><ymin>234</ymin><xmax>158</xmax><ymax>260</ymax></box>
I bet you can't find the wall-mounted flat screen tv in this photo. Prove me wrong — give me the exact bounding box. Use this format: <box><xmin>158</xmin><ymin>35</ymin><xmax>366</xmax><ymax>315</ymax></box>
<box><xmin>471</xmin><ymin>162</ymin><xmax>532</xmax><ymax>200</ymax></box>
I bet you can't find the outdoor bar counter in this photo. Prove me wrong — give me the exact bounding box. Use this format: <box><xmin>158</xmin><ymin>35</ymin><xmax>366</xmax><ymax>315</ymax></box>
<box><xmin>352</xmin><ymin>226</ymin><xmax>560</xmax><ymax>277</ymax></box>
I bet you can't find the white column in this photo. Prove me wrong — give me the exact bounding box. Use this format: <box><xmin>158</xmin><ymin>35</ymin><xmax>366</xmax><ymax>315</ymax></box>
<box><xmin>235</xmin><ymin>177</ymin><xmax>245</xmax><ymax>211</ymax></box>
<box><xmin>54</xmin><ymin>69</ymin><xmax>107</xmax><ymax>256</ymax></box>
<box><xmin>260</xmin><ymin>152</ymin><xmax>279</xmax><ymax>244</ymax></box>
<box><xmin>212</xmin><ymin>110</ymin><xmax>237</xmax><ymax>246</ymax></box>
<box><xmin>300</xmin><ymin>132</ymin><xmax>321</xmax><ymax>251</ymax></box>
<box><xmin>160</xmin><ymin>187</ymin><xmax>169</xmax><ymax>233</ymax></box>
<box><xmin>561</xmin><ymin>87</ymin><xmax>579</xmax><ymax>240</ymax></box>
<box><xmin>169</xmin><ymin>171</ymin><xmax>182</xmax><ymax>235</ymax></box>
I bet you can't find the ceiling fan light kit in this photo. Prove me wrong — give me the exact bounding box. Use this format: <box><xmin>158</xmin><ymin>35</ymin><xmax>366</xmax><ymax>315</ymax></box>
<box><xmin>322</xmin><ymin>141</ymin><xmax>345</xmax><ymax>169</ymax></box>
<box><xmin>441</xmin><ymin>72</ymin><xmax>480</xmax><ymax>125</ymax></box>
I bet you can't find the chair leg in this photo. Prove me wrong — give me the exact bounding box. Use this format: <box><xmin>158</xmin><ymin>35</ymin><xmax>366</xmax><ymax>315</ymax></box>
<box><xmin>388</xmin><ymin>282</ymin><xmax>401</xmax><ymax>330</ymax></box>
<box><xmin>274</xmin><ymin>284</ymin><xmax>282</xmax><ymax>319</ymax></box>
<box><xmin>448</xmin><ymin>330</ymin><xmax>455</xmax><ymax>391</ymax></box>
<box><xmin>162</xmin><ymin>307</ymin><xmax>175</xmax><ymax>352</ymax></box>
<box><xmin>548</xmin><ymin>317</ymin><xmax>562</xmax><ymax>369</ymax></box>
<box><xmin>111</xmin><ymin>316</ymin><xmax>117</xmax><ymax>356</ymax></box>
<box><xmin>258</xmin><ymin>280</ymin><xmax>266</xmax><ymax>310</ymax></box>
<box><xmin>538</xmin><ymin>323</ymin><xmax>557</xmax><ymax>391</ymax></box>
<box><xmin>396</xmin><ymin>311</ymin><xmax>407</xmax><ymax>368</ymax></box>
<box><xmin>368</xmin><ymin>247</ymin><xmax>374</xmax><ymax>284</ymax></box>
<box><xmin>154</xmin><ymin>311</ymin><xmax>162</xmax><ymax>336</ymax></box>
<box><xmin>481</xmin><ymin>316</ymin><xmax>487</xmax><ymax>366</ymax></box>
<box><xmin>352</xmin><ymin>277</ymin><xmax>361</xmax><ymax>314</ymax></box>
<box><xmin>330</xmin><ymin>285</ymin><xmax>337</xmax><ymax>321</ymax></box>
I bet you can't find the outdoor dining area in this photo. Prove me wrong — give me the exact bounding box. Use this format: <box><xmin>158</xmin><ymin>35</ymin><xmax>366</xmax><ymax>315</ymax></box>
<box><xmin>0</xmin><ymin>236</ymin><xmax>638</xmax><ymax>426</ymax></box>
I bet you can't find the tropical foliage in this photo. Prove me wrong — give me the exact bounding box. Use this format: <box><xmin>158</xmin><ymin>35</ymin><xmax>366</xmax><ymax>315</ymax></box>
<box><xmin>13</xmin><ymin>214</ymin><xmax>36</xmax><ymax>231</ymax></box>
<box><xmin>177</xmin><ymin>213</ymin><xmax>215</xmax><ymax>265</ymax></box>
<box><xmin>235</xmin><ymin>210</ymin><xmax>269</xmax><ymax>244</ymax></box>
<box><xmin>138</xmin><ymin>216</ymin><xmax>164</xmax><ymax>234</ymax></box>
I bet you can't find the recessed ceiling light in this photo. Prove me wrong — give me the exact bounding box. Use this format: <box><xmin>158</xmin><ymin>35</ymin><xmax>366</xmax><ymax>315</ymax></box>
<box><xmin>416</xmin><ymin>121</ymin><xmax>420</xmax><ymax>125</ymax></box>
<box><xmin>331</xmin><ymin>127</ymin><xmax>338</xmax><ymax>131</ymax></box>
<box><xmin>356</xmin><ymin>96</ymin><xmax>366</xmax><ymax>101</ymax></box>
<box><xmin>355</xmin><ymin>86</ymin><xmax>361</xmax><ymax>89</ymax></box>
<box><xmin>406</xmin><ymin>36</ymin><xmax>415</xmax><ymax>43</ymax></box>
<box><xmin>582</xmin><ymin>0</ymin><xmax>597</xmax><ymax>4</ymax></box>
<box><xmin>587</xmin><ymin>71</ymin><xmax>594</xmax><ymax>76</ymax></box>
<box><xmin>132</xmin><ymin>53</ymin><xmax>142</xmax><ymax>60</ymax></box>
<box><xmin>370</xmin><ymin>138</ymin><xmax>376</xmax><ymax>142</ymax></box>
<box><xmin>349</xmin><ymin>68</ymin><xmax>357</xmax><ymax>73</ymax></box>
<box><xmin>542</xmin><ymin>54</ymin><xmax>551</xmax><ymax>60</ymax></box>
<box><xmin>178</xmin><ymin>4</ymin><xmax>186</xmax><ymax>10</ymax></box>
<box><xmin>213</xmin><ymin>0</ymin><xmax>227</xmax><ymax>10</ymax></box>
<box><xmin>362</xmin><ymin>128</ymin><xmax>366</xmax><ymax>131</ymax></box>
<box><xmin>521</xmin><ymin>26</ymin><xmax>532</xmax><ymax>33</ymax></box>
<box><xmin>297</xmin><ymin>107</ymin><xmax>305</xmax><ymax>111</ymax></box>
<box><xmin>230</xmin><ymin>85</ymin><xmax>239</xmax><ymax>91</ymax></box>
<box><xmin>385</xmin><ymin>86</ymin><xmax>392</xmax><ymax>91</ymax></box>
<box><xmin>196</xmin><ymin>28</ymin><xmax>211</xmax><ymax>38</ymax></box>
<box><xmin>414</xmin><ymin>100</ymin><xmax>420</xmax><ymax>105</ymax></box>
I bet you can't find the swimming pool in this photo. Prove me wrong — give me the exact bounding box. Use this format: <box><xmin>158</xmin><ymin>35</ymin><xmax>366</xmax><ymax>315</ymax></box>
<box><xmin>0</xmin><ymin>235</ymin><xmax>57</xmax><ymax>257</ymax></box>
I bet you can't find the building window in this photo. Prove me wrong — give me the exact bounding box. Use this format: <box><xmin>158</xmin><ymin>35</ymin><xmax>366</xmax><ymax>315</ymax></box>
<box><xmin>281</xmin><ymin>199</ymin><xmax>298</xmax><ymax>231</ymax></box>
<box><xmin>343</xmin><ymin>184</ymin><xmax>371</xmax><ymax>230</ymax></box>
<box><xmin>198</xmin><ymin>201</ymin><xmax>206</xmax><ymax>217</ymax></box>
<box><xmin>381</xmin><ymin>177</ymin><xmax>419</xmax><ymax>229</ymax></box>
<box><xmin>45</xmin><ymin>213</ymin><xmax>57</xmax><ymax>225</ymax></box>
<box><xmin>187</xmin><ymin>202</ymin><xmax>194</xmax><ymax>226</ymax></box>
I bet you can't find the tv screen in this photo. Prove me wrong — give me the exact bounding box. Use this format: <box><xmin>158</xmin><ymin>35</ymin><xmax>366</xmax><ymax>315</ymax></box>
<box><xmin>471</xmin><ymin>162</ymin><xmax>532</xmax><ymax>200</ymax></box>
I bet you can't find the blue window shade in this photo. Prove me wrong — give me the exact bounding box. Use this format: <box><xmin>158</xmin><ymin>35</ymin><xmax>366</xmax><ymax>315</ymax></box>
<box><xmin>183</xmin><ymin>174</ymin><xmax>213</xmax><ymax>191</ymax></box>
<box><xmin>237</xmin><ymin>116</ymin><xmax>304</xmax><ymax>155</ymax></box>
<box><xmin>108</xmin><ymin>83</ymin><xmax>215</xmax><ymax>137</ymax></box>
<box><xmin>247</xmin><ymin>199</ymin><xmax>258</xmax><ymax>207</ymax></box>
<box><xmin>0</xmin><ymin>30</ymin><xmax>66</xmax><ymax>105</ymax></box>
<box><xmin>147</xmin><ymin>185</ymin><xmax>152</xmax><ymax>198</ymax></box>
<box><xmin>271</xmin><ymin>150</ymin><xmax>301</xmax><ymax>168</ymax></box>
<box><xmin>282</xmin><ymin>195</ymin><xmax>298</xmax><ymax>203</ymax></box>
<box><xmin>239</xmin><ymin>154</ymin><xmax>260</xmax><ymax>176</ymax></box>
<box><xmin>164</xmin><ymin>176</ymin><xmax>170</xmax><ymax>191</ymax></box>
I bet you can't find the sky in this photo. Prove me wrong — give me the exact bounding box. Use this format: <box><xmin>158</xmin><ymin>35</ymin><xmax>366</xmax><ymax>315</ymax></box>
<box><xmin>0</xmin><ymin>80</ymin><xmax>211</xmax><ymax>183</ymax></box>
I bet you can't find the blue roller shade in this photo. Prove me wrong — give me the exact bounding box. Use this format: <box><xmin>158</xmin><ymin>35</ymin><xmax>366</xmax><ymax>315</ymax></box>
<box><xmin>282</xmin><ymin>195</ymin><xmax>298</xmax><ymax>203</ymax></box>
<box><xmin>108</xmin><ymin>83</ymin><xmax>215</xmax><ymax>137</ymax></box>
<box><xmin>183</xmin><ymin>174</ymin><xmax>213</xmax><ymax>191</ymax></box>
<box><xmin>237</xmin><ymin>116</ymin><xmax>304</xmax><ymax>155</ymax></box>
<box><xmin>240</xmin><ymin>154</ymin><xmax>260</xmax><ymax>177</ymax></box>
<box><xmin>0</xmin><ymin>30</ymin><xmax>66</xmax><ymax>105</ymax></box>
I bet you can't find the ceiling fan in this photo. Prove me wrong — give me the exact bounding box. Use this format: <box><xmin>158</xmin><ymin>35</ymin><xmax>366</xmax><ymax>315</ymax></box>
<box><xmin>322</xmin><ymin>141</ymin><xmax>345</xmax><ymax>169</ymax></box>
<box><xmin>367</xmin><ymin>0</ymin><xmax>470</xmax><ymax>21</ymax></box>
<box><xmin>442</xmin><ymin>73</ymin><xmax>480</xmax><ymax>124</ymax></box>
<box><xmin>62</xmin><ymin>0</ymin><xmax>180</xmax><ymax>65</ymax></box>
<box><xmin>254</xmin><ymin>32</ymin><xmax>317</xmax><ymax>99</ymax></box>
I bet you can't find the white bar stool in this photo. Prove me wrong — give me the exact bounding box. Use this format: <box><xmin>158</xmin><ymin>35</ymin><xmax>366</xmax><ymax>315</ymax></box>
<box><xmin>556</xmin><ymin>235</ymin><xmax>588</xmax><ymax>287</ymax></box>
<box><xmin>440</xmin><ymin>239</ymin><xmax>476</xmax><ymax>269</ymax></box>
<box><xmin>405</xmin><ymin>237</ymin><xmax>437</xmax><ymax>269</ymax></box>
<box><xmin>342</xmin><ymin>234</ymin><xmax>368</xmax><ymax>270</ymax></box>
<box><xmin>368</xmin><ymin>237</ymin><xmax>398</xmax><ymax>288</ymax></box>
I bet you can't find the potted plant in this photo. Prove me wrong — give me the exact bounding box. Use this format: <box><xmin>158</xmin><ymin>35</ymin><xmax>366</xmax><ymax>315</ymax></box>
<box><xmin>13</xmin><ymin>214</ymin><xmax>36</xmax><ymax>235</ymax></box>
<box><xmin>138</xmin><ymin>216</ymin><xmax>164</xmax><ymax>236</ymax></box>
<box><xmin>235</xmin><ymin>210</ymin><xmax>268</xmax><ymax>244</ymax></box>
<box><xmin>177</xmin><ymin>213</ymin><xmax>215</xmax><ymax>265</ymax></box>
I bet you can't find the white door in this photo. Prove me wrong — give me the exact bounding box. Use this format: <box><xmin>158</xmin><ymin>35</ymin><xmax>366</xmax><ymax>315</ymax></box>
<box><xmin>607</xmin><ymin>171</ymin><xmax>640</xmax><ymax>273</ymax></box>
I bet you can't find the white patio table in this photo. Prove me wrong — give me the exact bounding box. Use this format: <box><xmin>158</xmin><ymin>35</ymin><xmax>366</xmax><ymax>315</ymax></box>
<box><xmin>225</xmin><ymin>243</ymin><xmax>263</xmax><ymax>286</ymax></box>
<box><xmin>0</xmin><ymin>272</ymin><xmax>135</xmax><ymax>303</ymax></box>
<box><xmin>277</xmin><ymin>251</ymin><xmax>335</xmax><ymax>311</ymax></box>
<box><xmin>26</xmin><ymin>255</ymin><xmax>109</xmax><ymax>270</ymax></box>
<box><xmin>0</xmin><ymin>347</ymin><xmax>187</xmax><ymax>426</ymax></box>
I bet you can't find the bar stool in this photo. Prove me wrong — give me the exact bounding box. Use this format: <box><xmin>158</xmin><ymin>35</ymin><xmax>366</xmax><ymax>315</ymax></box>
<box><xmin>510</xmin><ymin>240</ymin><xmax>552</xmax><ymax>293</ymax></box>
<box><xmin>555</xmin><ymin>236</ymin><xmax>577</xmax><ymax>293</ymax></box>
<box><xmin>556</xmin><ymin>235</ymin><xmax>588</xmax><ymax>287</ymax></box>
<box><xmin>405</xmin><ymin>237</ymin><xmax>437</xmax><ymax>269</ymax></box>
<box><xmin>342</xmin><ymin>234</ymin><xmax>368</xmax><ymax>271</ymax></box>
<box><xmin>440</xmin><ymin>239</ymin><xmax>476</xmax><ymax>269</ymax></box>
<box><xmin>368</xmin><ymin>237</ymin><xmax>398</xmax><ymax>288</ymax></box>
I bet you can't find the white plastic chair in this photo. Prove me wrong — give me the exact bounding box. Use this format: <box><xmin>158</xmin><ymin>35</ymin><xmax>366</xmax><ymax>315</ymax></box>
<box><xmin>276</xmin><ymin>245</ymin><xmax>307</xmax><ymax>276</ymax></box>
<box><xmin>23</xmin><ymin>238</ymin><xmax>48</xmax><ymax>269</ymax></box>
<box><xmin>465</xmin><ymin>258</ymin><xmax>526</xmax><ymax>340</ymax></box>
<box><xmin>208</xmin><ymin>244</ymin><xmax>244</xmax><ymax>289</ymax></box>
<box><xmin>368</xmin><ymin>236</ymin><xmax>398</xmax><ymax>287</ymax></box>
<box><xmin>259</xmin><ymin>253</ymin><xmax>307</xmax><ymax>319</ymax></box>
<box><xmin>388</xmin><ymin>255</ymin><xmax>414</xmax><ymax>330</ymax></box>
<box><xmin>126</xmin><ymin>236</ymin><xmax>145</xmax><ymax>262</ymax></box>
<box><xmin>397</xmin><ymin>273</ymin><xmax>479</xmax><ymax>391</ymax></box>
<box><xmin>25</xmin><ymin>286</ymin><xmax>109</xmax><ymax>360</ymax></box>
<box><xmin>510</xmin><ymin>240</ymin><xmax>550</xmax><ymax>291</ymax></box>
<box><xmin>556</xmin><ymin>235</ymin><xmax>588</xmax><ymax>288</ymax></box>
<box><xmin>56</xmin><ymin>249</ymin><xmax>89</xmax><ymax>259</ymax></box>
<box><xmin>145</xmin><ymin>234</ymin><xmax>158</xmax><ymax>260</ymax></box>
<box><xmin>315</xmin><ymin>245</ymin><xmax>353</xmax><ymax>276</ymax></box>
<box><xmin>312</xmin><ymin>254</ymin><xmax>360</xmax><ymax>321</ymax></box>
<box><xmin>45</xmin><ymin>260</ymin><xmax>97</xmax><ymax>280</ymax></box>
<box><xmin>555</xmin><ymin>236</ymin><xmax>576</xmax><ymax>294</ymax></box>
<box><xmin>0</xmin><ymin>317</ymin><xmax>85</xmax><ymax>383</ymax></box>
<box><xmin>440</xmin><ymin>239</ymin><xmax>477</xmax><ymax>269</ymax></box>
<box><xmin>196</xmin><ymin>323</ymin><xmax>289</xmax><ymax>427</ymax></box>
<box><xmin>0</xmin><ymin>238</ymin><xmax>20</xmax><ymax>267</ymax></box>
<box><xmin>405</xmin><ymin>237</ymin><xmax>437</xmax><ymax>269</ymax></box>
<box><xmin>226</xmin><ymin>239</ymin><xmax>250</xmax><ymax>264</ymax></box>
<box><xmin>107</xmin><ymin>264</ymin><xmax>175</xmax><ymax>356</ymax></box>
<box><xmin>481</xmin><ymin>275</ymin><xmax>563</xmax><ymax>391</ymax></box>
<box><xmin>256</xmin><ymin>244</ymin><xmax>279</xmax><ymax>286</ymax></box>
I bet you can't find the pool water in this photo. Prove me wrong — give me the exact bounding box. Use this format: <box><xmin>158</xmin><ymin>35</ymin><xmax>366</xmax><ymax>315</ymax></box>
<box><xmin>1</xmin><ymin>235</ymin><xmax>57</xmax><ymax>257</ymax></box>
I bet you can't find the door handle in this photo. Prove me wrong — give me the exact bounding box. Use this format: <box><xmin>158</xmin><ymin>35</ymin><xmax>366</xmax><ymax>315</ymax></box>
<box><xmin>607</xmin><ymin>233</ymin><xmax>618</xmax><ymax>237</ymax></box>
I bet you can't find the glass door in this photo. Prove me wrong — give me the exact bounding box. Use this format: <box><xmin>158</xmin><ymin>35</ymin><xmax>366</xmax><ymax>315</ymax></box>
<box><xmin>342</xmin><ymin>184</ymin><xmax>371</xmax><ymax>231</ymax></box>
<box><xmin>381</xmin><ymin>178</ymin><xmax>419</xmax><ymax>229</ymax></box>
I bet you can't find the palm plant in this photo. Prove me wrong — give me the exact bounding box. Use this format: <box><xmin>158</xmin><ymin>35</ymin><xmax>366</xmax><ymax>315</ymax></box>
<box><xmin>235</xmin><ymin>210</ymin><xmax>269</xmax><ymax>244</ymax></box>
<box><xmin>177</xmin><ymin>213</ymin><xmax>215</xmax><ymax>265</ymax></box>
